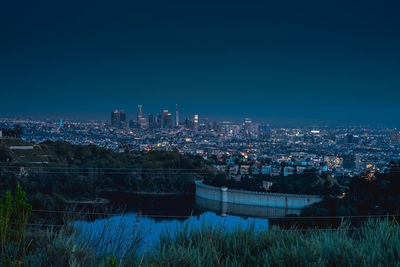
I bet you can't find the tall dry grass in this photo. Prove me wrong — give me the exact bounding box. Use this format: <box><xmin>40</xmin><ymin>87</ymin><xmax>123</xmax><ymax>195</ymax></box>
<box><xmin>7</xmin><ymin>216</ymin><xmax>400</xmax><ymax>266</ymax></box>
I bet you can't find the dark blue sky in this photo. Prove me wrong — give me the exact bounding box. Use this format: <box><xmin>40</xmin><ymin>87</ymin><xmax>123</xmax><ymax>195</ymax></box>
<box><xmin>1</xmin><ymin>0</ymin><xmax>399</xmax><ymax>126</ymax></box>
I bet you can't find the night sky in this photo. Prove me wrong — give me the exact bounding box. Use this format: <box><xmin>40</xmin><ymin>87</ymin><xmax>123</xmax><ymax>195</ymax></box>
<box><xmin>1</xmin><ymin>0</ymin><xmax>399</xmax><ymax>126</ymax></box>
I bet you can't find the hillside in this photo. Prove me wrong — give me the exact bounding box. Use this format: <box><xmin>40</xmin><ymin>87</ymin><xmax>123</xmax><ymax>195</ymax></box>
<box><xmin>0</xmin><ymin>140</ymin><xmax>216</xmax><ymax>210</ymax></box>
<box><xmin>0</xmin><ymin>139</ymin><xmax>210</xmax><ymax>168</ymax></box>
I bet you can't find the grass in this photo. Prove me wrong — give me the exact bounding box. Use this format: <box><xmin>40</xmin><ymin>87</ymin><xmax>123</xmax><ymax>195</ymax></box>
<box><xmin>9</xmin><ymin>218</ymin><xmax>400</xmax><ymax>266</ymax></box>
<box><xmin>149</xmin><ymin>219</ymin><xmax>400</xmax><ymax>267</ymax></box>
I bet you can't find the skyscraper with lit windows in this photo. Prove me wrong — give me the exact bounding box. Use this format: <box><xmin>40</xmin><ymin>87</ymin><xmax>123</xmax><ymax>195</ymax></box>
<box><xmin>162</xmin><ymin>110</ymin><xmax>169</xmax><ymax>128</ymax></box>
<box><xmin>194</xmin><ymin>114</ymin><xmax>199</xmax><ymax>130</ymax></box>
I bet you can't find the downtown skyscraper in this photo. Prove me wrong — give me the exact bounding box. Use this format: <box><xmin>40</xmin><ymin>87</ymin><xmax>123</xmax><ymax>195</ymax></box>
<box><xmin>110</xmin><ymin>110</ymin><xmax>126</xmax><ymax>128</ymax></box>
<box><xmin>175</xmin><ymin>104</ymin><xmax>179</xmax><ymax>127</ymax></box>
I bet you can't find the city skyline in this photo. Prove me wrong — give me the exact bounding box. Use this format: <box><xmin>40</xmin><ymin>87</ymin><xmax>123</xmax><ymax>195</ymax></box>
<box><xmin>1</xmin><ymin>107</ymin><xmax>399</xmax><ymax>128</ymax></box>
<box><xmin>1</xmin><ymin>0</ymin><xmax>400</xmax><ymax>127</ymax></box>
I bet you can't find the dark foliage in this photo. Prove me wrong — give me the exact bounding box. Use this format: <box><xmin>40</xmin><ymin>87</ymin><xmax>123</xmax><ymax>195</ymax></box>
<box><xmin>299</xmin><ymin>160</ymin><xmax>400</xmax><ymax>222</ymax></box>
<box><xmin>0</xmin><ymin>140</ymin><xmax>217</xmax><ymax>213</ymax></box>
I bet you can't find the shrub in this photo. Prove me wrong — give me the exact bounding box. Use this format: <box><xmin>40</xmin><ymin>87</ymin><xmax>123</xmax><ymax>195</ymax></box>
<box><xmin>0</xmin><ymin>183</ymin><xmax>32</xmax><ymax>265</ymax></box>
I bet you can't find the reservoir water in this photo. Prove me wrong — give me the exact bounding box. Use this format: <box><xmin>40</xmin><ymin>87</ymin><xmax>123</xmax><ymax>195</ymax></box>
<box><xmin>73</xmin><ymin>193</ymin><xmax>274</xmax><ymax>251</ymax></box>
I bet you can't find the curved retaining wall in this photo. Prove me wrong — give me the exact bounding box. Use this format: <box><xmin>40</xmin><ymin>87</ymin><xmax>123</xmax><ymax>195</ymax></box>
<box><xmin>195</xmin><ymin>181</ymin><xmax>322</xmax><ymax>209</ymax></box>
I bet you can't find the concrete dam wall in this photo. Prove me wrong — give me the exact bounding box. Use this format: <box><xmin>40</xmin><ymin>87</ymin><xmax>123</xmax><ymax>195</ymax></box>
<box><xmin>195</xmin><ymin>181</ymin><xmax>322</xmax><ymax>209</ymax></box>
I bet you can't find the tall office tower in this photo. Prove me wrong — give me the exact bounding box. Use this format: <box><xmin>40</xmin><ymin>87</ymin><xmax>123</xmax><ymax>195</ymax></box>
<box><xmin>128</xmin><ymin>119</ymin><xmax>135</xmax><ymax>128</ymax></box>
<box><xmin>162</xmin><ymin>110</ymin><xmax>169</xmax><ymax>128</ymax></box>
<box><xmin>175</xmin><ymin>104</ymin><xmax>179</xmax><ymax>127</ymax></box>
<box><xmin>111</xmin><ymin>110</ymin><xmax>120</xmax><ymax>127</ymax></box>
<box><xmin>156</xmin><ymin>114</ymin><xmax>162</xmax><ymax>128</ymax></box>
<box><xmin>194</xmin><ymin>114</ymin><xmax>199</xmax><ymax>130</ymax></box>
<box><xmin>244</xmin><ymin>118</ymin><xmax>252</xmax><ymax>135</ymax></box>
<box><xmin>184</xmin><ymin>118</ymin><xmax>190</xmax><ymax>129</ymax></box>
<box><xmin>139</xmin><ymin>118</ymin><xmax>147</xmax><ymax>129</ymax></box>
<box><xmin>119</xmin><ymin>110</ymin><xmax>127</xmax><ymax>128</ymax></box>
<box><xmin>253</xmin><ymin>123</ymin><xmax>260</xmax><ymax>136</ymax></box>
<box><xmin>167</xmin><ymin>113</ymin><xmax>173</xmax><ymax>128</ymax></box>
<box><xmin>137</xmin><ymin>105</ymin><xmax>142</xmax><ymax>122</ymax></box>
<box><xmin>148</xmin><ymin>114</ymin><xmax>155</xmax><ymax>129</ymax></box>
<box><xmin>212</xmin><ymin>121</ymin><xmax>218</xmax><ymax>131</ymax></box>
<box><xmin>119</xmin><ymin>111</ymin><xmax>126</xmax><ymax>123</ymax></box>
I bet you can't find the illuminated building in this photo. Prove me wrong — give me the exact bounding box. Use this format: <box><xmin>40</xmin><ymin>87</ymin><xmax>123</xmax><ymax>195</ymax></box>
<box><xmin>184</xmin><ymin>118</ymin><xmax>190</xmax><ymax>128</ymax></box>
<box><xmin>148</xmin><ymin>114</ymin><xmax>155</xmax><ymax>129</ymax></box>
<box><xmin>119</xmin><ymin>111</ymin><xmax>126</xmax><ymax>128</ymax></box>
<box><xmin>194</xmin><ymin>114</ymin><xmax>199</xmax><ymax>130</ymax></box>
<box><xmin>110</xmin><ymin>110</ymin><xmax>126</xmax><ymax>128</ymax></box>
<box><xmin>162</xmin><ymin>110</ymin><xmax>168</xmax><ymax>128</ymax></box>
<box><xmin>137</xmin><ymin>105</ymin><xmax>142</xmax><ymax>122</ymax></box>
<box><xmin>110</xmin><ymin>110</ymin><xmax>120</xmax><ymax>127</ymax></box>
<box><xmin>324</xmin><ymin>155</ymin><xmax>343</xmax><ymax>170</ymax></box>
<box><xmin>175</xmin><ymin>104</ymin><xmax>179</xmax><ymax>127</ymax></box>
<box><xmin>156</xmin><ymin>114</ymin><xmax>162</xmax><ymax>128</ymax></box>
<box><xmin>167</xmin><ymin>113</ymin><xmax>173</xmax><ymax>128</ymax></box>
<box><xmin>244</xmin><ymin>118</ymin><xmax>252</xmax><ymax>136</ymax></box>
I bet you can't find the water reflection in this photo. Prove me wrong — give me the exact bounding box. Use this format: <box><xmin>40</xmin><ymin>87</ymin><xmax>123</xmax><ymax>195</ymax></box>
<box><xmin>196</xmin><ymin>196</ymin><xmax>301</xmax><ymax>218</ymax></box>
<box><xmin>75</xmin><ymin>193</ymin><xmax>272</xmax><ymax>251</ymax></box>
<box><xmin>74</xmin><ymin>211</ymin><xmax>269</xmax><ymax>252</ymax></box>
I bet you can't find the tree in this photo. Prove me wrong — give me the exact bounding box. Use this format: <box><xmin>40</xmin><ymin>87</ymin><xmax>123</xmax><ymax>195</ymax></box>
<box><xmin>0</xmin><ymin>183</ymin><xmax>31</xmax><ymax>264</ymax></box>
<box><xmin>13</xmin><ymin>125</ymin><xmax>23</xmax><ymax>138</ymax></box>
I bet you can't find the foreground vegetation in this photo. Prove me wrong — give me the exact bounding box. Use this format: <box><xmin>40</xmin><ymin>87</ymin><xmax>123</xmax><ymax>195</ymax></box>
<box><xmin>2</xmin><ymin>137</ymin><xmax>400</xmax><ymax>265</ymax></box>
<box><xmin>1</xmin><ymin>169</ymin><xmax>400</xmax><ymax>266</ymax></box>
<box><xmin>151</xmin><ymin>219</ymin><xmax>400</xmax><ymax>267</ymax></box>
<box><xmin>7</xmin><ymin>216</ymin><xmax>400</xmax><ymax>266</ymax></box>
<box><xmin>300</xmin><ymin>160</ymin><xmax>400</xmax><ymax>219</ymax></box>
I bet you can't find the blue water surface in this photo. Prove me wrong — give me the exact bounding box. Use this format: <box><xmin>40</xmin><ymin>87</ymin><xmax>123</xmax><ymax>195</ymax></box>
<box><xmin>74</xmin><ymin>211</ymin><xmax>269</xmax><ymax>253</ymax></box>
